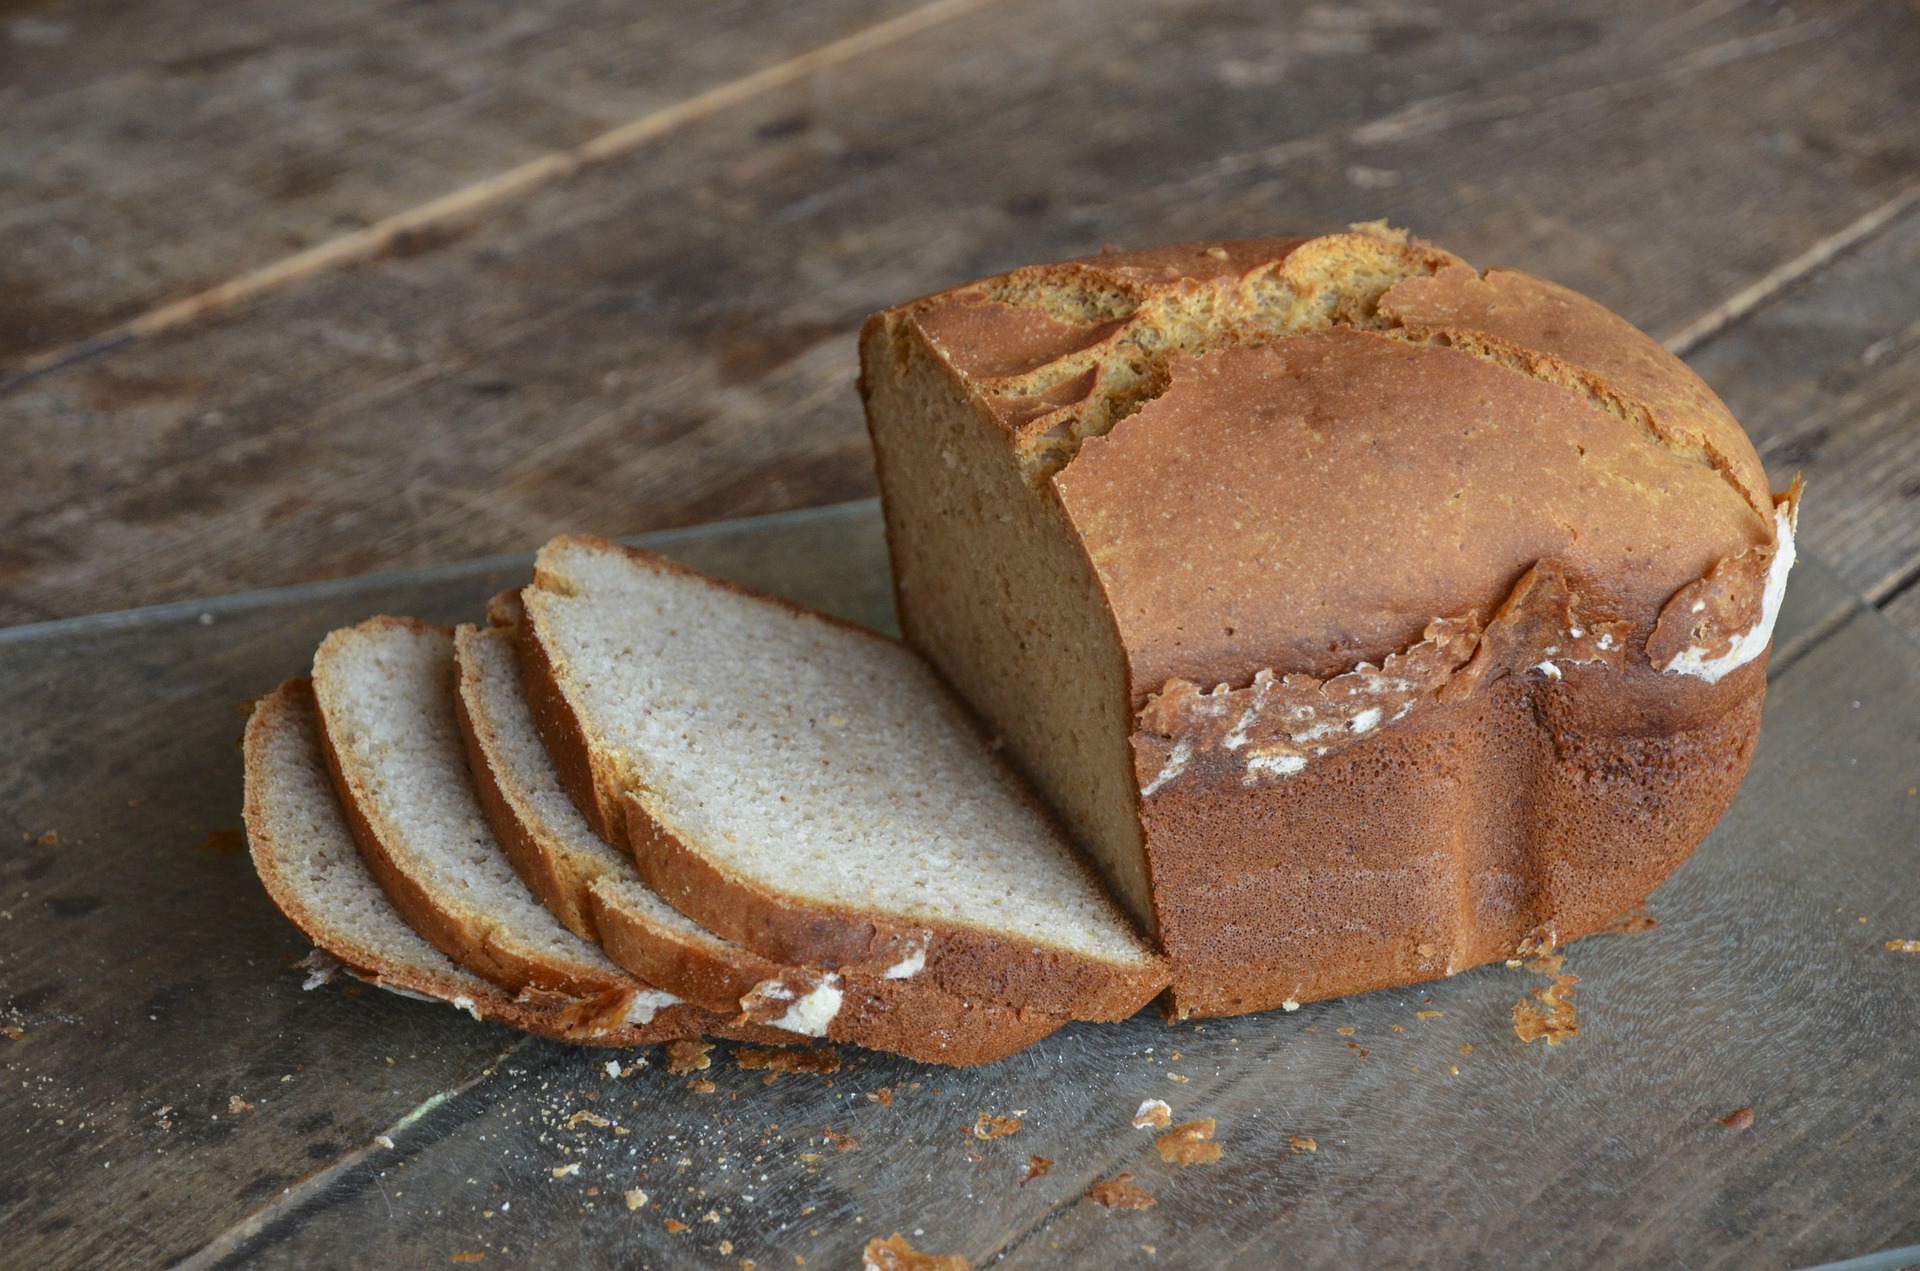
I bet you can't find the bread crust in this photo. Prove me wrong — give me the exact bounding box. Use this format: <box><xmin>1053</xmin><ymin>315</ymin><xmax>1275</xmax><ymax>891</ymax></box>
<box><xmin>590</xmin><ymin>884</ymin><xmax>1067</xmax><ymax>1066</ymax></box>
<box><xmin>520</xmin><ymin>536</ymin><xmax>1168</xmax><ymax>1022</ymax></box>
<box><xmin>244</xmin><ymin>679</ymin><xmax>730</xmax><ymax>1047</ymax></box>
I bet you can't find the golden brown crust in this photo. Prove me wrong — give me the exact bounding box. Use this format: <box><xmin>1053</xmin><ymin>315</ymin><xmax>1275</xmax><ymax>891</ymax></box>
<box><xmin>1378</xmin><ymin>265</ymin><xmax>1773</xmax><ymax>522</ymax></box>
<box><xmin>1053</xmin><ymin>329</ymin><xmax>1763</xmax><ymax>696</ymax></box>
<box><xmin>590</xmin><ymin>887</ymin><xmax>1063</xmax><ymax>1065</ymax></box>
<box><xmin>1143</xmin><ymin>657</ymin><xmax>1765</xmax><ymax>1017</ymax></box>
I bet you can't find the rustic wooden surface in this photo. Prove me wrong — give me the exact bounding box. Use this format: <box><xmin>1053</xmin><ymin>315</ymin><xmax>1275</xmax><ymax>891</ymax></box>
<box><xmin>2</xmin><ymin>0</ymin><xmax>1918</xmax><ymax>639</ymax></box>
<box><xmin>4</xmin><ymin>0</ymin><xmax>1920</xmax><ymax>1266</ymax></box>
<box><xmin>0</xmin><ymin>504</ymin><xmax>1912</xmax><ymax>1271</ymax></box>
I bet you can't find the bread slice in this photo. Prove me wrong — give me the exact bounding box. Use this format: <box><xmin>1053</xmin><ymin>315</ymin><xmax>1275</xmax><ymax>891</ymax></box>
<box><xmin>455</xmin><ymin>619</ymin><xmax>1066</xmax><ymax>1064</ymax></box>
<box><xmin>454</xmin><ymin>619</ymin><xmax>631</xmax><ymax>942</ymax></box>
<box><xmin>518</xmin><ymin>535</ymin><xmax>1168</xmax><ymax>1021</ymax></box>
<box><xmin>242</xmin><ymin>679</ymin><xmax>691</xmax><ymax>1046</ymax></box>
<box><xmin>309</xmin><ymin>616</ymin><xmax>717</xmax><ymax>1039</ymax></box>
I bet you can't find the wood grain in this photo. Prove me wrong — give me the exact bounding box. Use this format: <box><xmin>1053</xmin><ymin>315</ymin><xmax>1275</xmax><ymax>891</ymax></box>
<box><xmin>28</xmin><ymin>515</ymin><xmax>1886</xmax><ymax>1271</ymax></box>
<box><xmin>0</xmin><ymin>0</ymin><xmax>916</xmax><ymax>363</ymax></box>
<box><xmin>4</xmin><ymin>0</ymin><xmax>1918</xmax><ymax>628</ymax></box>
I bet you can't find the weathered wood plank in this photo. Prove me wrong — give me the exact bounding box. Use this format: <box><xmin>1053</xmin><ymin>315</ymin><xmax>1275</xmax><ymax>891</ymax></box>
<box><xmin>150</xmin><ymin>548</ymin><xmax>1916</xmax><ymax>1269</ymax></box>
<box><xmin>1687</xmin><ymin>203</ymin><xmax>1920</xmax><ymax>645</ymax></box>
<box><xmin>0</xmin><ymin>0</ymin><xmax>913</xmax><ymax>362</ymax></box>
<box><xmin>0</xmin><ymin>503</ymin><xmax>889</xmax><ymax>1271</ymax></box>
<box><xmin>5</xmin><ymin>0</ymin><xmax>1917</xmax><ymax>627</ymax></box>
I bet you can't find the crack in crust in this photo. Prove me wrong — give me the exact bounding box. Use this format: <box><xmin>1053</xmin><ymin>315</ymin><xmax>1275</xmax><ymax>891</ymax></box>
<box><xmin>905</xmin><ymin>225</ymin><xmax>1768</xmax><ymax>524</ymax></box>
<box><xmin>912</xmin><ymin>227</ymin><xmax>1461</xmax><ymax>482</ymax></box>
<box><xmin>1133</xmin><ymin>561</ymin><xmax>1636</xmax><ymax>795</ymax></box>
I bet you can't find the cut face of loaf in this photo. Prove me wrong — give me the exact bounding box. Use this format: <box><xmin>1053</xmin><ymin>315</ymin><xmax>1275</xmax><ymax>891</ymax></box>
<box><xmin>456</xmin><ymin>620</ymin><xmax>1069</xmax><ymax>1065</ymax></box>
<box><xmin>241</xmin><ymin>679</ymin><xmax>688</xmax><ymax>1046</ymax></box>
<box><xmin>518</xmin><ymin>536</ymin><xmax>1167</xmax><ymax>1022</ymax></box>
<box><xmin>861</xmin><ymin>228</ymin><xmax>1794</xmax><ymax>1017</ymax></box>
<box><xmin>310</xmin><ymin>616</ymin><xmax>711</xmax><ymax>1039</ymax></box>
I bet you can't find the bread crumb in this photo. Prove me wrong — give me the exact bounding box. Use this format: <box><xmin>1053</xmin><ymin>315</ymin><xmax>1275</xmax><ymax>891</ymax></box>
<box><xmin>1155</xmin><ymin>1118</ymin><xmax>1221</xmax><ymax>1166</ymax></box>
<box><xmin>626</xmin><ymin>1188</ymin><xmax>648</xmax><ymax>1211</ymax></box>
<box><xmin>1458</xmin><ymin>1043</ymin><xmax>1473</xmax><ymax>1055</ymax></box>
<box><xmin>867</xmin><ymin>1086</ymin><xmax>895</xmax><ymax>1104</ymax></box>
<box><xmin>688</xmin><ymin>1078</ymin><xmax>717</xmax><ymax>1094</ymax></box>
<box><xmin>551</xmin><ymin>1163</ymin><xmax>580</xmax><ymax>1178</ymax></box>
<box><xmin>666</xmin><ymin>1040</ymin><xmax>712</xmax><ymax>1074</ymax></box>
<box><xmin>1132</xmin><ymin>1099</ymin><xmax>1172</xmax><ymax>1129</ymax></box>
<box><xmin>1415</xmin><ymin>1010</ymin><xmax>1444</xmax><ymax>1020</ymax></box>
<box><xmin>450</xmin><ymin>1254</ymin><xmax>485</xmax><ymax>1264</ymax></box>
<box><xmin>1288</xmin><ymin>1135</ymin><xmax>1316</xmax><ymax>1153</ymax></box>
<box><xmin>374</xmin><ymin>1134</ymin><xmax>394</xmax><ymax>1149</ymax></box>
<box><xmin>37</xmin><ymin>832</ymin><xmax>57</xmax><ymax>846</ymax></box>
<box><xmin>701</xmin><ymin>1211</ymin><xmax>721</xmax><ymax>1224</ymax></box>
<box><xmin>1887</xmin><ymin>940</ymin><xmax>1920</xmax><ymax>953</ymax></box>
<box><xmin>737</xmin><ymin>1046</ymin><xmax>840</xmax><ymax>1082</ymax></box>
<box><xmin>1020</xmin><ymin>1155</ymin><xmax>1052</xmax><ymax>1186</ymax></box>
<box><xmin>227</xmin><ymin>1096</ymin><xmax>253</xmax><ymax>1114</ymax></box>
<box><xmin>1513</xmin><ymin>974</ymin><xmax>1580</xmax><ymax>1045</ymax></box>
<box><xmin>664</xmin><ymin>1218</ymin><xmax>688</xmax><ymax>1233</ymax></box>
<box><xmin>566</xmin><ymin>1111</ymin><xmax>611</xmax><ymax>1129</ymax></box>
<box><xmin>1715</xmin><ymin>1106</ymin><xmax>1755</xmax><ymax>1131</ymax></box>
<box><xmin>971</xmin><ymin>1113</ymin><xmax>1022</xmax><ymax>1139</ymax></box>
<box><xmin>862</xmin><ymin>1233</ymin><xmax>968</xmax><ymax>1270</ymax></box>
<box><xmin>1335</xmin><ymin>1027</ymin><xmax>1355</xmax><ymax>1036</ymax></box>
<box><xmin>1086</xmin><ymin>1173</ymin><xmax>1155</xmax><ymax>1211</ymax></box>
<box><xmin>823</xmin><ymin>1127</ymin><xmax>859</xmax><ymax>1152</ymax></box>
<box><xmin>1165</xmin><ymin>1074</ymin><xmax>1188</xmax><ymax>1084</ymax></box>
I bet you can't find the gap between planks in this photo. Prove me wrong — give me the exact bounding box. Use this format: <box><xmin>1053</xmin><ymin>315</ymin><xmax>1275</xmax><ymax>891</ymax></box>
<box><xmin>170</xmin><ymin>1039</ymin><xmax>538</xmax><ymax>1271</ymax></box>
<box><xmin>0</xmin><ymin>0</ymin><xmax>995</xmax><ymax>393</ymax></box>
<box><xmin>1663</xmin><ymin>182</ymin><xmax>1920</xmax><ymax>355</ymax></box>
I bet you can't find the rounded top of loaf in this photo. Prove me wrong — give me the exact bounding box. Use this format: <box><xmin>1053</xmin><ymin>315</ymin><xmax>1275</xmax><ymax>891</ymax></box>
<box><xmin>881</xmin><ymin>226</ymin><xmax>1779</xmax><ymax>696</ymax></box>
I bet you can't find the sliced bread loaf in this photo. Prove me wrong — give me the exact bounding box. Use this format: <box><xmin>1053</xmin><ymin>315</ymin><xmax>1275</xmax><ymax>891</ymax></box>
<box><xmin>518</xmin><ymin>536</ymin><xmax>1168</xmax><ymax>1021</ymax></box>
<box><xmin>456</xmin><ymin>620</ymin><xmax>1066</xmax><ymax>1064</ymax></box>
<box><xmin>242</xmin><ymin>679</ymin><xmax>687</xmax><ymax>1046</ymax></box>
<box><xmin>310</xmin><ymin>616</ymin><xmax>712</xmax><ymax>1038</ymax></box>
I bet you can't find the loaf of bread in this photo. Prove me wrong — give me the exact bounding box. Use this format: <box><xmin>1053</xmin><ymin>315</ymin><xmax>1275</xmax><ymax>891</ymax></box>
<box><xmin>860</xmin><ymin>225</ymin><xmax>1797</xmax><ymax>1018</ymax></box>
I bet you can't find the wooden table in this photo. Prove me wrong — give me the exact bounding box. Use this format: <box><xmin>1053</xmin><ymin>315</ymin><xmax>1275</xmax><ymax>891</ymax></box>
<box><xmin>3</xmin><ymin>2</ymin><xmax>1918</xmax><ymax>1267</ymax></box>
